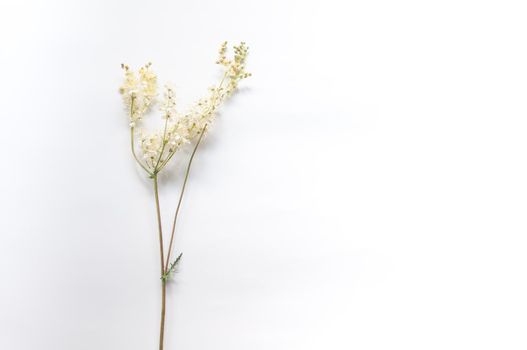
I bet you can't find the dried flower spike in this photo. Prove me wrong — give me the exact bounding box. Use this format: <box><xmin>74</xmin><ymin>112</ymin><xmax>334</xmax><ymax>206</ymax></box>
<box><xmin>118</xmin><ymin>42</ymin><xmax>250</xmax><ymax>350</ymax></box>
<box><xmin>120</xmin><ymin>42</ymin><xmax>250</xmax><ymax>176</ymax></box>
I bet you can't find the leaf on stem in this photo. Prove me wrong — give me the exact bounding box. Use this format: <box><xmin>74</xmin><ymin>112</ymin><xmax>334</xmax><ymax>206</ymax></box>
<box><xmin>161</xmin><ymin>253</ymin><xmax>183</xmax><ymax>281</ymax></box>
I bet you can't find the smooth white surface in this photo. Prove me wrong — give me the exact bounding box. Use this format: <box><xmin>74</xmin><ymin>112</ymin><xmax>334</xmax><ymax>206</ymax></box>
<box><xmin>1</xmin><ymin>0</ymin><xmax>527</xmax><ymax>349</ymax></box>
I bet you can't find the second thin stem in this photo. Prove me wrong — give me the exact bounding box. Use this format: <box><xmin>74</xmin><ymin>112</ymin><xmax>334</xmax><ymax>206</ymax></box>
<box><xmin>152</xmin><ymin>126</ymin><xmax>207</xmax><ymax>350</ymax></box>
<box><xmin>164</xmin><ymin>125</ymin><xmax>207</xmax><ymax>271</ymax></box>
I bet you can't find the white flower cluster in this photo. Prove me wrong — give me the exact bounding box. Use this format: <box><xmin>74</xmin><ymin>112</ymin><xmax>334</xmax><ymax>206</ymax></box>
<box><xmin>120</xmin><ymin>42</ymin><xmax>251</xmax><ymax>174</ymax></box>
<box><xmin>216</xmin><ymin>41</ymin><xmax>251</xmax><ymax>96</ymax></box>
<box><xmin>119</xmin><ymin>63</ymin><xmax>157</xmax><ymax>127</ymax></box>
<box><xmin>160</xmin><ymin>84</ymin><xmax>176</xmax><ymax>120</ymax></box>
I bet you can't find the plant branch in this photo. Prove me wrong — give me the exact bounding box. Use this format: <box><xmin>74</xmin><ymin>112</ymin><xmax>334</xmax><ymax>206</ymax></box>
<box><xmin>131</xmin><ymin>127</ymin><xmax>152</xmax><ymax>175</ymax></box>
<box><xmin>156</xmin><ymin>72</ymin><xmax>227</xmax><ymax>172</ymax></box>
<box><xmin>153</xmin><ymin>175</ymin><xmax>165</xmax><ymax>275</ymax></box>
<box><xmin>154</xmin><ymin>117</ymin><xmax>170</xmax><ymax>173</ymax></box>
<box><xmin>164</xmin><ymin>125</ymin><xmax>207</xmax><ymax>271</ymax></box>
<box><xmin>159</xmin><ymin>280</ymin><xmax>166</xmax><ymax>350</ymax></box>
<box><xmin>129</xmin><ymin>96</ymin><xmax>151</xmax><ymax>175</ymax></box>
<box><xmin>153</xmin><ymin>175</ymin><xmax>167</xmax><ymax>350</ymax></box>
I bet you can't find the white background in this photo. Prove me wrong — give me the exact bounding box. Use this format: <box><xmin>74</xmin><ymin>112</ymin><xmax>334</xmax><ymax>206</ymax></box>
<box><xmin>1</xmin><ymin>0</ymin><xmax>527</xmax><ymax>349</ymax></box>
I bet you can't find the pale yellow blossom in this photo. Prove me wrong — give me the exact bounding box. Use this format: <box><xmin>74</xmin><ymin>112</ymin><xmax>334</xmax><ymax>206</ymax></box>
<box><xmin>120</xmin><ymin>42</ymin><xmax>250</xmax><ymax>175</ymax></box>
<box><xmin>119</xmin><ymin>62</ymin><xmax>157</xmax><ymax>126</ymax></box>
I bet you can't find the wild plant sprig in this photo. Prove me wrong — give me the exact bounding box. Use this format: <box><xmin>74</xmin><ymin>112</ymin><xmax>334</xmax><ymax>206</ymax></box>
<box><xmin>119</xmin><ymin>42</ymin><xmax>251</xmax><ymax>176</ymax></box>
<box><xmin>118</xmin><ymin>42</ymin><xmax>250</xmax><ymax>350</ymax></box>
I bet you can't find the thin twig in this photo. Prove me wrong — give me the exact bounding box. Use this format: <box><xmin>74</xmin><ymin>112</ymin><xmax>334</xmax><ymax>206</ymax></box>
<box><xmin>129</xmin><ymin>96</ymin><xmax>151</xmax><ymax>175</ymax></box>
<box><xmin>153</xmin><ymin>117</ymin><xmax>170</xmax><ymax>173</ymax></box>
<box><xmin>153</xmin><ymin>175</ymin><xmax>165</xmax><ymax>275</ymax></box>
<box><xmin>153</xmin><ymin>175</ymin><xmax>167</xmax><ymax>350</ymax></box>
<box><xmin>159</xmin><ymin>280</ymin><xmax>166</xmax><ymax>350</ymax></box>
<box><xmin>131</xmin><ymin>127</ymin><xmax>152</xmax><ymax>174</ymax></box>
<box><xmin>164</xmin><ymin>125</ymin><xmax>207</xmax><ymax>271</ymax></box>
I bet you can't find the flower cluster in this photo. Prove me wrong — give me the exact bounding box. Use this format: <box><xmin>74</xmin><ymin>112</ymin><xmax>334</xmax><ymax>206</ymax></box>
<box><xmin>216</xmin><ymin>41</ymin><xmax>252</xmax><ymax>96</ymax></box>
<box><xmin>120</xmin><ymin>42</ymin><xmax>250</xmax><ymax>175</ymax></box>
<box><xmin>119</xmin><ymin>63</ymin><xmax>157</xmax><ymax>127</ymax></box>
<box><xmin>160</xmin><ymin>84</ymin><xmax>176</xmax><ymax>120</ymax></box>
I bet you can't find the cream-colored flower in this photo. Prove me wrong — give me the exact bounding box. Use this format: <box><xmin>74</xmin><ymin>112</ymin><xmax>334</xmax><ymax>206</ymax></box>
<box><xmin>121</xmin><ymin>42</ymin><xmax>250</xmax><ymax>174</ymax></box>
<box><xmin>220</xmin><ymin>42</ymin><xmax>251</xmax><ymax>96</ymax></box>
<box><xmin>119</xmin><ymin>44</ymin><xmax>251</xmax><ymax>350</ymax></box>
<box><xmin>119</xmin><ymin>62</ymin><xmax>157</xmax><ymax>126</ymax></box>
<box><xmin>160</xmin><ymin>83</ymin><xmax>176</xmax><ymax>120</ymax></box>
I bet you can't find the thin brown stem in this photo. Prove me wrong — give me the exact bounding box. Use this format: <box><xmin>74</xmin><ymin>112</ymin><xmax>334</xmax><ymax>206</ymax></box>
<box><xmin>153</xmin><ymin>175</ymin><xmax>166</xmax><ymax>350</ymax></box>
<box><xmin>153</xmin><ymin>175</ymin><xmax>165</xmax><ymax>274</ymax></box>
<box><xmin>159</xmin><ymin>280</ymin><xmax>166</xmax><ymax>350</ymax></box>
<box><xmin>164</xmin><ymin>125</ymin><xmax>208</xmax><ymax>271</ymax></box>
